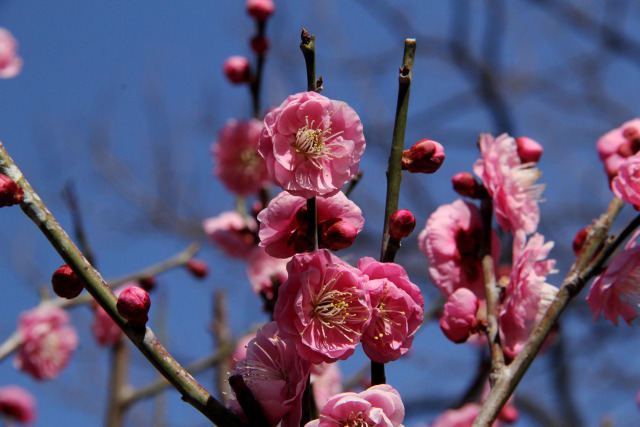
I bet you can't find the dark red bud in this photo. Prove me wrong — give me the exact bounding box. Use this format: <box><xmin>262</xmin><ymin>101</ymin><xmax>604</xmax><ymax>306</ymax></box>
<box><xmin>137</xmin><ymin>276</ymin><xmax>156</xmax><ymax>292</ymax></box>
<box><xmin>573</xmin><ymin>227</ymin><xmax>589</xmax><ymax>256</ymax></box>
<box><xmin>401</xmin><ymin>139</ymin><xmax>445</xmax><ymax>174</ymax></box>
<box><xmin>223</xmin><ymin>56</ymin><xmax>251</xmax><ymax>85</ymax></box>
<box><xmin>498</xmin><ymin>405</ymin><xmax>519</xmax><ymax>423</ymax></box>
<box><xmin>388</xmin><ymin>209</ymin><xmax>416</xmax><ymax>240</ymax></box>
<box><xmin>116</xmin><ymin>287</ymin><xmax>151</xmax><ymax>326</ymax></box>
<box><xmin>320</xmin><ymin>219</ymin><xmax>357</xmax><ymax>251</ymax></box>
<box><xmin>51</xmin><ymin>265</ymin><xmax>83</xmax><ymax>299</ymax></box>
<box><xmin>186</xmin><ymin>259</ymin><xmax>208</xmax><ymax>279</ymax></box>
<box><xmin>515</xmin><ymin>136</ymin><xmax>543</xmax><ymax>164</ymax></box>
<box><xmin>452</xmin><ymin>172</ymin><xmax>480</xmax><ymax>198</ymax></box>
<box><xmin>294</xmin><ymin>205</ymin><xmax>309</xmax><ymax>230</ymax></box>
<box><xmin>250</xmin><ymin>35</ymin><xmax>270</xmax><ymax>54</ymax></box>
<box><xmin>246</xmin><ymin>0</ymin><xmax>274</xmax><ymax>21</ymax></box>
<box><xmin>0</xmin><ymin>174</ymin><xmax>23</xmax><ymax>208</ymax></box>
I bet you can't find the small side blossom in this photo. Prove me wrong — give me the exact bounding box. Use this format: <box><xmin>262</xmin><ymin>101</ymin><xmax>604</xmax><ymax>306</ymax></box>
<box><xmin>246</xmin><ymin>247</ymin><xmax>290</xmax><ymax>300</ymax></box>
<box><xmin>258</xmin><ymin>191</ymin><xmax>364</xmax><ymax>258</ymax></box>
<box><xmin>612</xmin><ymin>152</ymin><xmax>640</xmax><ymax>209</ymax></box>
<box><xmin>14</xmin><ymin>306</ymin><xmax>78</xmax><ymax>380</ymax></box>
<box><xmin>440</xmin><ymin>288</ymin><xmax>481</xmax><ymax>344</ymax></box>
<box><xmin>203</xmin><ymin>211</ymin><xmax>258</xmax><ymax>259</ymax></box>
<box><xmin>306</xmin><ymin>384</ymin><xmax>405</xmax><ymax>427</ymax></box>
<box><xmin>473</xmin><ymin>133</ymin><xmax>544</xmax><ymax>235</ymax></box>
<box><xmin>0</xmin><ymin>28</ymin><xmax>22</xmax><ymax>79</ymax></box>
<box><xmin>597</xmin><ymin>118</ymin><xmax>640</xmax><ymax>179</ymax></box>
<box><xmin>258</xmin><ymin>91</ymin><xmax>366</xmax><ymax>199</ymax></box>
<box><xmin>212</xmin><ymin>119</ymin><xmax>269</xmax><ymax>196</ymax></box>
<box><xmin>273</xmin><ymin>249</ymin><xmax>371</xmax><ymax>364</ymax></box>
<box><xmin>358</xmin><ymin>257</ymin><xmax>424</xmax><ymax>363</ymax></box>
<box><xmin>0</xmin><ymin>385</ymin><xmax>36</xmax><ymax>424</ymax></box>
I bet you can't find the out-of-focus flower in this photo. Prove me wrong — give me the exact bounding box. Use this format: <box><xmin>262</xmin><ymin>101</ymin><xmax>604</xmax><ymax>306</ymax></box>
<box><xmin>258</xmin><ymin>191</ymin><xmax>364</xmax><ymax>258</ymax></box>
<box><xmin>229</xmin><ymin>331</ymin><xmax>256</xmax><ymax>367</ymax></box>
<box><xmin>274</xmin><ymin>249</ymin><xmax>371</xmax><ymax>364</ymax></box>
<box><xmin>246</xmin><ymin>247</ymin><xmax>289</xmax><ymax>300</ymax></box>
<box><xmin>229</xmin><ymin>322</ymin><xmax>310</xmax><ymax>427</ymax></box>
<box><xmin>0</xmin><ymin>174</ymin><xmax>23</xmax><ymax>207</ymax></box>
<box><xmin>223</xmin><ymin>56</ymin><xmax>251</xmax><ymax>84</ymax></box>
<box><xmin>92</xmin><ymin>302</ymin><xmax>122</xmax><ymax>346</ymax></box>
<box><xmin>612</xmin><ymin>152</ymin><xmax>640</xmax><ymax>209</ymax></box>
<box><xmin>401</xmin><ymin>139</ymin><xmax>445</xmax><ymax>174</ymax></box>
<box><xmin>212</xmin><ymin>119</ymin><xmax>269</xmax><ymax>196</ymax></box>
<box><xmin>418</xmin><ymin>199</ymin><xmax>501</xmax><ymax>299</ymax></box>
<box><xmin>0</xmin><ymin>29</ymin><xmax>22</xmax><ymax>79</ymax></box>
<box><xmin>246</xmin><ymin>0</ymin><xmax>274</xmax><ymax>21</ymax></box>
<box><xmin>14</xmin><ymin>306</ymin><xmax>78</xmax><ymax>380</ymax></box>
<box><xmin>258</xmin><ymin>91</ymin><xmax>366</xmax><ymax>199</ymax></box>
<box><xmin>0</xmin><ymin>385</ymin><xmax>36</xmax><ymax>424</ymax></box>
<box><xmin>203</xmin><ymin>211</ymin><xmax>258</xmax><ymax>259</ymax></box>
<box><xmin>51</xmin><ymin>265</ymin><xmax>83</xmax><ymax>299</ymax></box>
<box><xmin>473</xmin><ymin>133</ymin><xmax>544</xmax><ymax>235</ymax></box>
<box><xmin>310</xmin><ymin>362</ymin><xmax>342</xmax><ymax>410</ymax></box>
<box><xmin>597</xmin><ymin>118</ymin><xmax>640</xmax><ymax>180</ymax></box>
<box><xmin>440</xmin><ymin>288</ymin><xmax>481</xmax><ymax>344</ymax></box>
<box><xmin>586</xmin><ymin>231</ymin><xmax>640</xmax><ymax>326</ymax></box>
<box><xmin>515</xmin><ymin>136</ymin><xmax>543</xmax><ymax>164</ymax></box>
<box><xmin>388</xmin><ymin>209</ymin><xmax>416</xmax><ymax>240</ymax></box>
<box><xmin>452</xmin><ymin>172</ymin><xmax>483</xmax><ymax>199</ymax></box>
<box><xmin>117</xmin><ymin>286</ymin><xmax>150</xmax><ymax>327</ymax></box>
<box><xmin>306</xmin><ymin>384</ymin><xmax>405</xmax><ymax>427</ymax></box>
<box><xmin>358</xmin><ymin>258</ymin><xmax>424</xmax><ymax>363</ymax></box>
<box><xmin>429</xmin><ymin>402</ymin><xmax>503</xmax><ymax>427</ymax></box>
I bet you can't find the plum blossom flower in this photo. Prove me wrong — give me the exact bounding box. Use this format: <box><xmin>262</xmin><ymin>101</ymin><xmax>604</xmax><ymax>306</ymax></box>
<box><xmin>246</xmin><ymin>247</ymin><xmax>290</xmax><ymax>300</ymax></box>
<box><xmin>203</xmin><ymin>211</ymin><xmax>258</xmax><ymax>259</ymax></box>
<box><xmin>258</xmin><ymin>91</ymin><xmax>366</xmax><ymax>199</ymax></box>
<box><xmin>212</xmin><ymin>119</ymin><xmax>270</xmax><ymax>196</ymax></box>
<box><xmin>14</xmin><ymin>306</ymin><xmax>78</xmax><ymax>380</ymax></box>
<box><xmin>306</xmin><ymin>384</ymin><xmax>405</xmax><ymax>427</ymax></box>
<box><xmin>612</xmin><ymin>152</ymin><xmax>640</xmax><ymax>209</ymax></box>
<box><xmin>429</xmin><ymin>403</ymin><xmax>503</xmax><ymax>427</ymax></box>
<box><xmin>0</xmin><ymin>28</ymin><xmax>22</xmax><ymax>79</ymax></box>
<box><xmin>418</xmin><ymin>199</ymin><xmax>501</xmax><ymax>299</ymax></box>
<box><xmin>440</xmin><ymin>288</ymin><xmax>481</xmax><ymax>344</ymax></box>
<box><xmin>229</xmin><ymin>322</ymin><xmax>310</xmax><ymax>427</ymax></box>
<box><xmin>273</xmin><ymin>249</ymin><xmax>371</xmax><ymax>364</ymax></box>
<box><xmin>473</xmin><ymin>133</ymin><xmax>544</xmax><ymax>235</ymax></box>
<box><xmin>586</xmin><ymin>231</ymin><xmax>640</xmax><ymax>326</ymax></box>
<box><xmin>597</xmin><ymin>118</ymin><xmax>640</xmax><ymax>180</ymax></box>
<box><xmin>258</xmin><ymin>191</ymin><xmax>364</xmax><ymax>258</ymax></box>
<box><xmin>0</xmin><ymin>385</ymin><xmax>36</xmax><ymax>424</ymax></box>
<box><xmin>358</xmin><ymin>258</ymin><xmax>424</xmax><ymax>363</ymax></box>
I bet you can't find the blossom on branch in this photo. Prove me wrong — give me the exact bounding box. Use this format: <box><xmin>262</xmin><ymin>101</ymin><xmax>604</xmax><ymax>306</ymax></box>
<box><xmin>258</xmin><ymin>91</ymin><xmax>366</xmax><ymax>199</ymax></box>
<box><xmin>246</xmin><ymin>247</ymin><xmax>290</xmax><ymax>300</ymax></box>
<box><xmin>203</xmin><ymin>211</ymin><xmax>258</xmax><ymax>259</ymax></box>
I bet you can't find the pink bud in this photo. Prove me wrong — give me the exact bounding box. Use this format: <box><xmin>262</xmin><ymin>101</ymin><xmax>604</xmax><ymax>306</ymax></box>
<box><xmin>452</xmin><ymin>172</ymin><xmax>480</xmax><ymax>198</ymax></box>
<box><xmin>250</xmin><ymin>35</ymin><xmax>270</xmax><ymax>54</ymax></box>
<box><xmin>401</xmin><ymin>139</ymin><xmax>445</xmax><ymax>174</ymax></box>
<box><xmin>223</xmin><ymin>56</ymin><xmax>251</xmax><ymax>85</ymax></box>
<box><xmin>388</xmin><ymin>209</ymin><xmax>416</xmax><ymax>240</ymax></box>
<box><xmin>246</xmin><ymin>0</ymin><xmax>274</xmax><ymax>21</ymax></box>
<box><xmin>440</xmin><ymin>288</ymin><xmax>479</xmax><ymax>344</ymax></box>
<box><xmin>0</xmin><ymin>174</ymin><xmax>23</xmax><ymax>208</ymax></box>
<box><xmin>515</xmin><ymin>136</ymin><xmax>543</xmax><ymax>164</ymax></box>
<box><xmin>186</xmin><ymin>259</ymin><xmax>208</xmax><ymax>279</ymax></box>
<box><xmin>320</xmin><ymin>219</ymin><xmax>357</xmax><ymax>251</ymax></box>
<box><xmin>116</xmin><ymin>287</ymin><xmax>151</xmax><ymax>326</ymax></box>
<box><xmin>51</xmin><ymin>265</ymin><xmax>83</xmax><ymax>299</ymax></box>
<box><xmin>498</xmin><ymin>404</ymin><xmax>519</xmax><ymax>423</ymax></box>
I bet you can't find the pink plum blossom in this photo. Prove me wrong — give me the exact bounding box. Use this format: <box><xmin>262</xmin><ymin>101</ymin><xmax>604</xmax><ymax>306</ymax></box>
<box><xmin>429</xmin><ymin>403</ymin><xmax>501</xmax><ymax>427</ymax></box>
<box><xmin>273</xmin><ymin>249</ymin><xmax>371</xmax><ymax>364</ymax></box>
<box><xmin>597</xmin><ymin>118</ymin><xmax>640</xmax><ymax>180</ymax></box>
<box><xmin>0</xmin><ymin>385</ymin><xmax>36</xmax><ymax>424</ymax></box>
<box><xmin>246</xmin><ymin>247</ymin><xmax>290</xmax><ymax>300</ymax></box>
<box><xmin>306</xmin><ymin>384</ymin><xmax>405</xmax><ymax>427</ymax></box>
<box><xmin>257</xmin><ymin>190</ymin><xmax>364</xmax><ymax>258</ymax></box>
<box><xmin>418</xmin><ymin>199</ymin><xmax>501</xmax><ymax>299</ymax></box>
<box><xmin>586</xmin><ymin>231</ymin><xmax>640</xmax><ymax>326</ymax></box>
<box><xmin>311</xmin><ymin>362</ymin><xmax>343</xmax><ymax>409</ymax></box>
<box><xmin>473</xmin><ymin>133</ymin><xmax>544</xmax><ymax>235</ymax></box>
<box><xmin>358</xmin><ymin>257</ymin><xmax>424</xmax><ymax>363</ymax></box>
<box><xmin>203</xmin><ymin>211</ymin><xmax>258</xmax><ymax>259</ymax></box>
<box><xmin>258</xmin><ymin>91</ymin><xmax>366</xmax><ymax>199</ymax></box>
<box><xmin>500</xmin><ymin>231</ymin><xmax>556</xmax><ymax>359</ymax></box>
<box><xmin>440</xmin><ymin>288</ymin><xmax>481</xmax><ymax>344</ymax></box>
<box><xmin>0</xmin><ymin>28</ymin><xmax>22</xmax><ymax>79</ymax></box>
<box><xmin>612</xmin><ymin>152</ymin><xmax>640</xmax><ymax>209</ymax></box>
<box><xmin>230</xmin><ymin>322</ymin><xmax>310</xmax><ymax>427</ymax></box>
<box><xmin>212</xmin><ymin>119</ymin><xmax>270</xmax><ymax>196</ymax></box>
<box><xmin>14</xmin><ymin>306</ymin><xmax>78</xmax><ymax>380</ymax></box>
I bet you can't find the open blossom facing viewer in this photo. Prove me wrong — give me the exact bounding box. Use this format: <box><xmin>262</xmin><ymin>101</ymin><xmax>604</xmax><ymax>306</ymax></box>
<box><xmin>306</xmin><ymin>384</ymin><xmax>405</xmax><ymax>427</ymax></box>
<box><xmin>0</xmin><ymin>28</ymin><xmax>22</xmax><ymax>79</ymax></box>
<box><xmin>203</xmin><ymin>211</ymin><xmax>258</xmax><ymax>259</ymax></box>
<box><xmin>257</xmin><ymin>190</ymin><xmax>364</xmax><ymax>258</ymax></box>
<box><xmin>14</xmin><ymin>306</ymin><xmax>78</xmax><ymax>380</ymax></box>
<box><xmin>474</xmin><ymin>133</ymin><xmax>544</xmax><ymax>235</ymax></box>
<box><xmin>0</xmin><ymin>385</ymin><xmax>36</xmax><ymax>424</ymax></box>
<box><xmin>258</xmin><ymin>91</ymin><xmax>366</xmax><ymax>199</ymax></box>
<box><xmin>212</xmin><ymin>119</ymin><xmax>269</xmax><ymax>196</ymax></box>
<box><xmin>274</xmin><ymin>249</ymin><xmax>371</xmax><ymax>364</ymax></box>
<box><xmin>358</xmin><ymin>257</ymin><xmax>424</xmax><ymax>363</ymax></box>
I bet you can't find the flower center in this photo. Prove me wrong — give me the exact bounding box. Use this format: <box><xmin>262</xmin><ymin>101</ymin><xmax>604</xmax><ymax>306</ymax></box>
<box><xmin>293</xmin><ymin>116</ymin><xmax>344</xmax><ymax>166</ymax></box>
<box><xmin>343</xmin><ymin>413</ymin><xmax>371</xmax><ymax>427</ymax></box>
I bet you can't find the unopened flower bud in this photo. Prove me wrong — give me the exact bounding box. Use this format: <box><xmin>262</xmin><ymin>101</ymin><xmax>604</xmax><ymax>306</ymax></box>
<box><xmin>320</xmin><ymin>219</ymin><xmax>357</xmax><ymax>251</ymax></box>
<box><xmin>137</xmin><ymin>276</ymin><xmax>156</xmax><ymax>291</ymax></box>
<box><xmin>186</xmin><ymin>259</ymin><xmax>208</xmax><ymax>279</ymax></box>
<box><xmin>515</xmin><ymin>136</ymin><xmax>543</xmax><ymax>164</ymax></box>
<box><xmin>452</xmin><ymin>172</ymin><xmax>480</xmax><ymax>198</ymax></box>
<box><xmin>223</xmin><ymin>56</ymin><xmax>251</xmax><ymax>85</ymax></box>
<box><xmin>498</xmin><ymin>405</ymin><xmax>519</xmax><ymax>423</ymax></box>
<box><xmin>0</xmin><ymin>174</ymin><xmax>23</xmax><ymax>208</ymax></box>
<box><xmin>440</xmin><ymin>288</ymin><xmax>480</xmax><ymax>344</ymax></box>
<box><xmin>250</xmin><ymin>35</ymin><xmax>270</xmax><ymax>54</ymax></box>
<box><xmin>388</xmin><ymin>209</ymin><xmax>416</xmax><ymax>240</ymax></box>
<box><xmin>572</xmin><ymin>226</ymin><xmax>589</xmax><ymax>256</ymax></box>
<box><xmin>401</xmin><ymin>139</ymin><xmax>445</xmax><ymax>174</ymax></box>
<box><xmin>246</xmin><ymin>0</ymin><xmax>274</xmax><ymax>21</ymax></box>
<box><xmin>51</xmin><ymin>265</ymin><xmax>83</xmax><ymax>299</ymax></box>
<box><xmin>116</xmin><ymin>287</ymin><xmax>150</xmax><ymax>327</ymax></box>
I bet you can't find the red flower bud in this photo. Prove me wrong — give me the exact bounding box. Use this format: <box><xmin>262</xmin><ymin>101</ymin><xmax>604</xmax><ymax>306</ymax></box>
<box><xmin>515</xmin><ymin>136</ymin><xmax>543</xmax><ymax>164</ymax></box>
<box><xmin>246</xmin><ymin>0</ymin><xmax>274</xmax><ymax>21</ymax></box>
<box><xmin>223</xmin><ymin>56</ymin><xmax>251</xmax><ymax>85</ymax></box>
<box><xmin>186</xmin><ymin>259</ymin><xmax>208</xmax><ymax>279</ymax></box>
<box><xmin>401</xmin><ymin>139</ymin><xmax>445</xmax><ymax>174</ymax></box>
<box><xmin>116</xmin><ymin>287</ymin><xmax>150</xmax><ymax>326</ymax></box>
<box><xmin>388</xmin><ymin>209</ymin><xmax>416</xmax><ymax>240</ymax></box>
<box><xmin>320</xmin><ymin>219</ymin><xmax>357</xmax><ymax>251</ymax></box>
<box><xmin>498</xmin><ymin>405</ymin><xmax>519</xmax><ymax>423</ymax></box>
<box><xmin>0</xmin><ymin>174</ymin><xmax>23</xmax><ymax>208</ymax></box>
<box><xmin>452</xmin><ymin>172</ymin><xmax>480</xmax><ymax>198</ymax></box>
<box><xmin>137</xmin><ymin>276</ymin><xmax>156</xmax><ymax>292</ymax></box>
<box><xmin>250</xmin><ymin>35</ymin><xmax>270</xmax><ymax>54</ymax></box>
<box><xmin>51</xmin><ymin>265</ymin><xmax>83</xmax><ymax>299</ymax></box>
<box><xmin>573</xmin><ymin>226</ymin><xmax>589</xmax><ymax>256</ymax></box>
